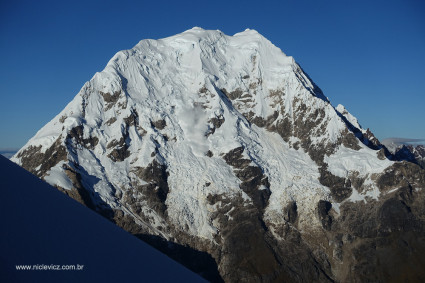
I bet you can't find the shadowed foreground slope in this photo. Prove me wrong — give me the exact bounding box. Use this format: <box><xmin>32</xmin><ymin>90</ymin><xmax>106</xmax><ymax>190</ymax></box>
<box><xmin>0</xmin><ymin>155</ymin><xmax>204</xmax><ymax>283</ymax></box>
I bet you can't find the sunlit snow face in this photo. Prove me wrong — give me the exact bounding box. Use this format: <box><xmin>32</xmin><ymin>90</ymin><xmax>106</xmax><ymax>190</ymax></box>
<box><xmin>176</xmin><ymin>102</ymin><xmax>210</xmax><ymax>156</ymax></box>
<box><xmin>10</xmin><ymin>28</ymin><xmax>399</xmax><ymax>242</ymax></box>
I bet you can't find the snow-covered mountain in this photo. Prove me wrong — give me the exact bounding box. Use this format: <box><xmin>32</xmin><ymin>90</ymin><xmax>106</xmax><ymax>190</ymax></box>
<box><xmin>12</xmin><ymin>28</ymin><xmax>425</xmax><ymax>282</ymax></box>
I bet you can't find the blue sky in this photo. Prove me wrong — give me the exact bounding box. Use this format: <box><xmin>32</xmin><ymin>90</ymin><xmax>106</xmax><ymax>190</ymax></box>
<box><xmin>1</xmin><ymin>0</ymin><xmax>424</xmax><ymax>149</ymax></box>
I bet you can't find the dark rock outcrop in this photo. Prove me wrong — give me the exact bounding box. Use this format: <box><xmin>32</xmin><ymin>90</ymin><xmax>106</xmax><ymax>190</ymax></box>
<box><xmin>132</xmin><ymin>159</ymin><xmax>169</xmax><ymax>217</ymax></box>
<box><xmin>107</xmin><ymin>135</ymin><xmax>130</xmax><ymax>162</ymax></box>
<box><xmin>17</xmin><ymin>138</ymin><xmax>67</xmax><ymax>177</ymax></box>
<box><xmin>223</xmin><ymin>147</ymin><xmax>271</xmax><ymax>212</ymax></box>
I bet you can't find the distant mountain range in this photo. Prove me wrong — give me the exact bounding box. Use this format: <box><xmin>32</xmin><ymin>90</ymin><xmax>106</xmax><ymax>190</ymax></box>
<box><xmin>10</xmin><ymin>28</ymin><xmax>425</xmax><ymax>282</ymax></box>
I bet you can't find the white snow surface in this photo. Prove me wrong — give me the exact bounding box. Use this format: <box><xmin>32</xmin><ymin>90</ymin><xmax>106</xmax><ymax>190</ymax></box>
<box><xmin>325</xmin><ymin>145</ymin><xmax>393</xmax><ymax>178</ymax></box>
<box><xmin>44</xmin><ymin>161</ymin><xmax>74</xmax><ymax>191</ymax></box>
<box><xmin>325</xmin><ymin>144</ymin><xmax>393</xmax><ymax>203</ymax></box>
<box><xmin>12</xmin><ymin>27</ymin><xmax>393</xmax><ymax>240</ymax></box>
<box><xmin>336</xmin><ymin>104</ymin><xmax>363</xmax><ymax>131</ymax></box>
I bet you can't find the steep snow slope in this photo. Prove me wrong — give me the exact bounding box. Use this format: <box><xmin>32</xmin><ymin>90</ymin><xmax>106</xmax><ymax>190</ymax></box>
<box><xmin>12</xmin><ymin>28</ymin><xmax>425</xmax><ymax>282</ymax></box>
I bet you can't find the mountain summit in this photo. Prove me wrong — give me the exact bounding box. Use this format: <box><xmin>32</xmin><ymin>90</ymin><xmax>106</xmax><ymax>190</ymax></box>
<box><xmin>12</xmin><ymin>28</ymin><xmax>425</xmax><ymax>282</ymax></box>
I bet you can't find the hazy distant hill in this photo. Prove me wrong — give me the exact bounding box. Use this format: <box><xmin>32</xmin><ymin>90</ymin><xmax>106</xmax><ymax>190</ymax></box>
<box><xmin>0</xmin><ymin>149</ymin><xmax>17</xmax><ymax>159</ymax></box>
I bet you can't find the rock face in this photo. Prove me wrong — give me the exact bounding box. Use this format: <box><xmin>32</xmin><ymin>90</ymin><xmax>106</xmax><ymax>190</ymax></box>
<box><xmin>12</xmin><ymin>28</ymin><xmax>425</xmax><ymax>282</ymax></box>
<box><xmin>382</xmin><ymin>139</ymin><xmax>425</xmax><ymax>168</ymax></box>
<box><xmin>396</xmin><ymin>144</ymin><xmax>425</xmax><ymax>168</ymax></box>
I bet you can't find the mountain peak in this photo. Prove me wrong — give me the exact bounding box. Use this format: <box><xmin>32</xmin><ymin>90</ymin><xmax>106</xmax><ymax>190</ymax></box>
<box><xmin>189</xmin><ymin>26</ymin><xmax>204</xmax><ymax>31</ymax></box>
<box><xmin>234</xmin><ymin>28</ymin><xmax>260</xmax><ymax>35</ymax></box>
<box><xmin>11</xmin><ymin>28</ymin><xmax>425</xmax><ymax>282</ymax></box>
